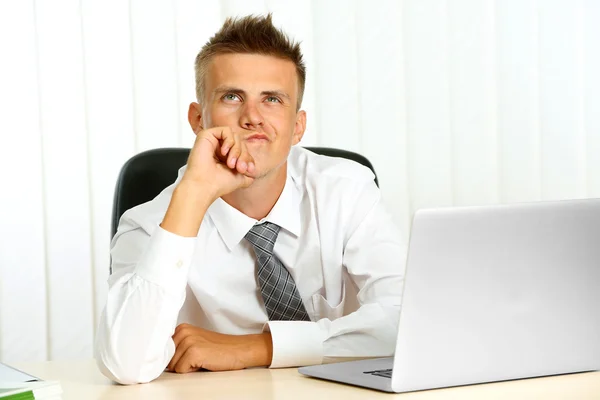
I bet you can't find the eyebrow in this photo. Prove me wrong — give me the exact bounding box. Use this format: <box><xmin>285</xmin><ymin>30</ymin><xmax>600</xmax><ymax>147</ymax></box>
<box><xmin>213</xmin><ymin>86</ymin><xmax>291</xmax><ymax>101</ymax></box>
<box><xmin>261</xmin><ymin>90</ymin><xmax>291</xmax><ymax>100</ymax></box>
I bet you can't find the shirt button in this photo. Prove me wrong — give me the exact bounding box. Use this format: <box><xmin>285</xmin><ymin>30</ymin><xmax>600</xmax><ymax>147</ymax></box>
<box><xmin>176</xmin><ymin>260</ymin><xmax>183</xmax><ymax>268</ymax></box>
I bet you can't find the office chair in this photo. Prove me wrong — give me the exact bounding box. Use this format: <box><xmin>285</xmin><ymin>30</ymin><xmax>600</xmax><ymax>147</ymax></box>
<box><xmin>111</xmin><ymin>147</ymin><xmax>378</xmax><ymax>238</ymax></box>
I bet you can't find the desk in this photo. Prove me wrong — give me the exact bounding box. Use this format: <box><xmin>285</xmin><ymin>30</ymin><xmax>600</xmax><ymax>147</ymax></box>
<box><xmin>15</xmin><ymin>360</ymin><xmax>600</xmax><ymax>399</ymax></box>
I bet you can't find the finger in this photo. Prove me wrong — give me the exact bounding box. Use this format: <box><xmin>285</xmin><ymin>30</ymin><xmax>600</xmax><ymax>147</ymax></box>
<box><xmin>203</xmin><ymin>127</ymin><xmax>233</xmax><ymax>162</ymax></box>
<box><xmin>167</xmin><ymin>336</ymin><xmax>195</xmax><ymax>372</ymax></box>
<box><xmin>172</xmin><ymin>324</ymin><xmax>191</xmax><ymax>348</ymax></box>
<box><xmin>220</xmin><ymin>134</ymin><xmax>235</xmax><ymax>157</ymax></box>
<box><xmin>191</xmin><ymin>130</ymin><xmax>219</xmax><ymax>159</ymax></box>
<box><xmin>174</xmin><ymin>346</ymin><xmax>203</xmax><ymax>374</ymax></box>
<box><xmin>236</xmin><ymin>143</ymin><xmax>254</xmax><ymax>175</ymax></box>
<box><xmin>227</xmin><ymin>143</ymin><xmax>242</xmax><ymax>169</ymax></box>
<box><xmin>198</xmin><ymin>126</ymin><xmax>231</xmax><ymax>152</ymax></box>
<box><xmin>247</xmin><ymin>160</ymin><xmax>256</xmax><ymax>175</ymax></box>
<box><xmin>217</xmin><ymin>126</ymin><xmax>235</xmax><ymax>157</ymax></box>
<box><xmin>167</xmin><ymin>340</ymin><xmax>183</xmax><ymax>372</ymax></box>
<box><xmin>210</xmin><ymin>126</ymin><xmax>233</xmax><ymax>147</ymax></box>
<box><xmin>236</xmin><ymin>159</ymin><xmax>248</xmax><ymax>174</ymax></box>
<box><xmin>239</xmin><ymin>175</ymin><xmax>255</xmax><ymax>189</ymax></box>
<box><xmin>209</xmin><ymin>126</ymin><xmax>231</xmax><ymax>140</ymax></box>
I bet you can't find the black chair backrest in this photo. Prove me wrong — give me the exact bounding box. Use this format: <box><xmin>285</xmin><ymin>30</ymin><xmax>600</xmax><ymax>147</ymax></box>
<box><xmin>111</xmin><ymin>147</ymin><xmax>378</xmax><ymax>238</ymax></box>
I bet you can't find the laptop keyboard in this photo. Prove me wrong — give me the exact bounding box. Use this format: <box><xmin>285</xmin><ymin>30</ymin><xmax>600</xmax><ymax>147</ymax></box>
<box><xmin>363</xmin><ymin>368</ymin><xmax>392</xmax><ymax>379</ymax></box>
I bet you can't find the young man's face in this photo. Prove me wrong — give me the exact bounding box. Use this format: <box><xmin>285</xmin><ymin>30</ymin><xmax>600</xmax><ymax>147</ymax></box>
<box><xmin>196</xmin><ymin>53</ymin><xmax>306</xmax><ymax>179</ymax></box>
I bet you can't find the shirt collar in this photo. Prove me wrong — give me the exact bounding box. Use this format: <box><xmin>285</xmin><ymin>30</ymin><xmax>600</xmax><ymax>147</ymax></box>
<box><xmin>207</xmin><ymin>173</ymin><xmax>301</xmax><ymax>251</ymax></box>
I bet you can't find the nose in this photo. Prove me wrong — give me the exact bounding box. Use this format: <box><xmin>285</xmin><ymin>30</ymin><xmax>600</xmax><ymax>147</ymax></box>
<box><xmin>239</xmin><ymin>101</ymin><xmax>264</xmax><ymax>130</ymax></box>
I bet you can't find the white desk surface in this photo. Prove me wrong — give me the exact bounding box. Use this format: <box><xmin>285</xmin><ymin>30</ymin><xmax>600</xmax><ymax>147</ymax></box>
<box><xmin>14</xmin><ymin>360</ymin><xmax>600</xmax><ymax>400</ymax></box>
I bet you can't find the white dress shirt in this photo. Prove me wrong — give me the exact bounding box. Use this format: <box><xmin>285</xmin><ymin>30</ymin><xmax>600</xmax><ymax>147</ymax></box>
<box><xmin>95</xmin><ymin>146</ymin><xmax>407</xmax><ymax>384</ymax></box>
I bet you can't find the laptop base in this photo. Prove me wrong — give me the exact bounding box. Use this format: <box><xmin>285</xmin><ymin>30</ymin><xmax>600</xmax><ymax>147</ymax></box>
<box><xmin>299</xmin><ymin>357</ymin><xmax>394</xmax><ymax>393</ymax></box>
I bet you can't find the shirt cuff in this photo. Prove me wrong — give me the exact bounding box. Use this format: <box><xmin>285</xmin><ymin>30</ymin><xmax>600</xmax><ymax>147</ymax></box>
<box><xmin>264</xmin><ymin>321</ymin><xmax>324</xmax><ymax>368</ymax></box>
<box><xmin>134</xmin><ymin>226</ymin><xmax>196</xmax><ymax>297</ymax></box>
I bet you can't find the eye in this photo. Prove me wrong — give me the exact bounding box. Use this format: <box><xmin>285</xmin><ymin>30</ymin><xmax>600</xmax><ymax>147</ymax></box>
<box><xmin>265</xmin><ymin>96</ymin><xmax>281</xmax><ymax>103</ymax></box>
<box><xmin>222</xmin><ymin>93</ymin><xmax>241</xmax><ymax>102</ymax></box>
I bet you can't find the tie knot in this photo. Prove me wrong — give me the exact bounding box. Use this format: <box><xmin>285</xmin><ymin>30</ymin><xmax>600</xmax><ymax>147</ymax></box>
<box><xmin>245</xmin><ymin>222</ymin><xmax>281</xmax><ymax>255</ymax></box>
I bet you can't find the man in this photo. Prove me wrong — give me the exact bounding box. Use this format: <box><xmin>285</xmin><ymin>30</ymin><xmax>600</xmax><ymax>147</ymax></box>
<box><xmin>95</xmin><ymin>14</ymin><xmax>406</xmax><ymax>385</ymax></box>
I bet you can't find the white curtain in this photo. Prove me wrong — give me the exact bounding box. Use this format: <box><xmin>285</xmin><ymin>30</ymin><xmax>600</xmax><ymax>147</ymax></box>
<box><xmin>0</xmin><ymin>0</ymin><xmax>598</xmax><ymax>363</ymax></box>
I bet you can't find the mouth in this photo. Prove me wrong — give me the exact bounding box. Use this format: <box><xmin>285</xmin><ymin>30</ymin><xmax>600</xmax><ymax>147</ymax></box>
<box><xmin>245</xmin><ymin>134</ymin><xmax>269</xmax><ymax>142</ymax></box>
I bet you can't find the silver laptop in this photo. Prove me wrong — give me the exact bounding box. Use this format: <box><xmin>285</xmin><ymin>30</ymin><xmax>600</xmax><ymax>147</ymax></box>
<box><xmin>299</xmin><ymin>198</ymin><xmax>600</xmax><ymax>393</ymax></box>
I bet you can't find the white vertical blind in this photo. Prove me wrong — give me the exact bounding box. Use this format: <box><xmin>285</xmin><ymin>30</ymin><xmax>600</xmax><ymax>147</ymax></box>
<box><xmin>496</xmin><ymin>0</ymin><xmax>541</xmax><ymax>203</ymax></box>
<box><xmin>0</xmin><ymin>0</ymin><xmax>599</xmax><ymax>362</ymax></box>
<box><xmin>130</xmin><ymin>0</ymin><xmax>182</xmax><ymax>151</ymax></box>
<box><xmin>404</xmin><ymin>0</ymin><xmax>454</xmax><ymax>212</ymax></box>
<box><xmin>80</xmin><ymin>0</ymin><xmax>137</xmax><ymax>339</ymax></box>
<box><xmin>585</xmin><ymin>0</ymin><xmax>600</xmax><ymax>197</ymax></box>
<box><xmin>34</xmin><ymin>0</ymin><xmax>96</xmax><ymax>362</ymax></box>
<box><xmin>539</xmin><ymin>0</ymin><xmax>586</xmax><ymax>201</ymax></box>
<box><xmin>355</xmin><ymin>0</ymin><xmax>411</xmax><ymax>235</ymax></box>
<box><xmin>447</xmin><ymin>0</ymin><xmax>498</xmax><ymax>207</ymax></box>
<box><xmin>312</xmin><ymin>0</ymin><xmax>361</xmax><ymax>151</ymax></box>
<box><xmin>0</xmin><ymin>0</ymin><xmax>48</xmax><ymax>362</ymax></box>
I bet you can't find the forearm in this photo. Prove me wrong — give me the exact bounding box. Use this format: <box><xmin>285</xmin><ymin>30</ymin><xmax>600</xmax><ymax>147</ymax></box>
<box><xmin>95</xmin><ymin>273</ymin><xmax>184</xmax><ymax>384</ymax></box>
<box><xmin>97</xmin><ymin>225</ymin><xmax>198</xmax><ymax>384</ymax></box>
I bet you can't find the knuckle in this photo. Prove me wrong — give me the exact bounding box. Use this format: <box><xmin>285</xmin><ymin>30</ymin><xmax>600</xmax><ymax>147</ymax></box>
<box><xmin>174</xmin><ymin>323</ymin><xmax>187</xmax><ymax>334</ymax></box>
<box><xmin>178</xmin><ymin>323</ymin><xmax>191</xmax><ymax>332</ymax></box>
<box><xmin>180</xmin><ymin>336</ymin><xmax>196</xmax><ymax>348</ymax></box>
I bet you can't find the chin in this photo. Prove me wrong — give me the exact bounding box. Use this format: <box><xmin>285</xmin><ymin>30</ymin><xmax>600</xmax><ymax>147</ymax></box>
<box><xmin>260</xmin><ymin>161</ymin><xmax>289</xmax><ymax>180</ymax></box>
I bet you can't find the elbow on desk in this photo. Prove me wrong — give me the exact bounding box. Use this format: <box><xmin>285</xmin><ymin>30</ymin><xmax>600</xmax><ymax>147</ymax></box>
<box><xmin>94</xmin><ymin>350</ymin><xmax>160</xmax><ymax>385</ymax></box>
<box><xmin>93</xmin><ymin>309</ymin><xmax>170</xmax><ymax>384</ymax></box>
<box><xmin>93</xmin><ymin>333</ymin><xmax>163</xmax><ymax>385</ymax></box>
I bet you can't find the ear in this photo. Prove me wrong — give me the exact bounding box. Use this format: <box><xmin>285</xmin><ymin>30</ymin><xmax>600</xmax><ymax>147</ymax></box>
<box><xmin>188</xmin><ymin>102</ymin><xmax>203</xmax><ymax>134</ymax></box>
<box><xmin>291</xmin><ymin>110</ymin><xmax>307</xmax><ymax>145</ymax></box>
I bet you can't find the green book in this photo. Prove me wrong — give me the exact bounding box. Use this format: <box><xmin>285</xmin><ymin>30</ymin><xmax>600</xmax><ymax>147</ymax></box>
<box><xmin>0</xmin><ymin>387</ymin><xmax>35</xmax><ymax>400</ymax></box>
<box><xmin>0</xmin><ymin>362</ymin><xmax>62</xmax><ymax>399</ymax></box>
<box><xmin>0</xmin><ymin>382</ymin><xmax>61</xmax><ymax>399</ymax></box>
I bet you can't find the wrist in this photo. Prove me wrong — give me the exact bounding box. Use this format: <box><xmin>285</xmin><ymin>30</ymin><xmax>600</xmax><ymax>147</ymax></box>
<box><xmin>175</xmin><ymin>178</ymin><xmax>219</xmax><ymax>205</ymax></box>
<box><xmin>160</xmin><ymin>181</ymin><xmax>215</xmax><ymax>237</ymax></box>
<box><xmin>240</xmin><ymin>332</ymin><xmax>273</xmax><ymax>368</ymax></box>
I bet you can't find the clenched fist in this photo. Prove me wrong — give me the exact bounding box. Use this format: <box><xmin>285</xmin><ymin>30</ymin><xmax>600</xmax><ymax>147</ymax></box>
<box><xmin>161</xmin><ymin>126</ymin><xmax>260</xmax><ymax>237</ymax></box>
<box><xmin>182</xmin><ymin>126</ymin><xmax>257</xmax><ymax>200</ymax></box>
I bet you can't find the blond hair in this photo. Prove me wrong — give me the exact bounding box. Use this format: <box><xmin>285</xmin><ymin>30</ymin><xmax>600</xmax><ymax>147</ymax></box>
<box><xmin>194</xmin><ymin>14</ymin><xmax>306</xmax><ymax>109</ymax></box>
